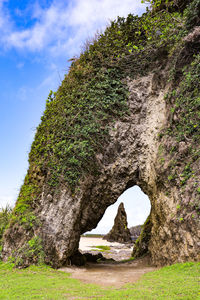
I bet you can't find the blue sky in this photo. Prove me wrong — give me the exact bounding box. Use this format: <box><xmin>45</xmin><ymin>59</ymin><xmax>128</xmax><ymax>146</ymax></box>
<box><xmin>0</xmin><ymin>0</ymin><xmax>150</xmax><ymax>233</ymax></box>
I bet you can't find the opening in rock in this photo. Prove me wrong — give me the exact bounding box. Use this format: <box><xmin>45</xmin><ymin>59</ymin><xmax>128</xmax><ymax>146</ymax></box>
<box><xmin>79</xmin><ymin>186</ymin><xmax>151</xmax><ymax>261</ymax></box>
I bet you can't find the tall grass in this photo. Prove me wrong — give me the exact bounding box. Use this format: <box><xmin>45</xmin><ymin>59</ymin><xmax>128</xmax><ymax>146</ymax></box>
<box><xmin>0</xmin><ymin>204</ymin><xmax>12</xmax><ymax>253</ymax></box>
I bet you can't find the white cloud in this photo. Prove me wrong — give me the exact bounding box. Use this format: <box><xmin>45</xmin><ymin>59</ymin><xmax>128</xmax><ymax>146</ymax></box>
<box><xmin>69</xmin><ymin>0</ymin><xmax>143</xmax><ymax>27</ymax></box>
<box><xmin>16</xmin><ymin>62</ymin><xmax>24</xmax><ymax>69</ymax></box>
<box><xmin>0</xmin><ymin>194</ymin><xmax>16</xmax><ymax>208</ymax></box>
<box><xmin>38</xmin><ymin>72</ymin><xmax>61</xmax><ymax>89</ymax></box>
<box><xmin>0</xmin><ymin>0</ymin><xmax>147</xmax><ymax>56</ymax></box>
<box><xmin>17</xmin><ymin>86</ymin><xmax>28</xmax><ymax>101</ymax></box>
<box><xmin>0</xmin><ymin>0</ymin><xmax>10</xmax><ymax>32</ymax></box>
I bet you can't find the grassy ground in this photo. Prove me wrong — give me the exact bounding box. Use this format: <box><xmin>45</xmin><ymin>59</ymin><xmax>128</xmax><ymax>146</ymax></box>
<box><xmin>0</xmin><ymin>262</ymin><xmax>199</xmax><ymax>299</ymax></box>
<box><xmin>91</xmin><ymin>245</ymin><xmax>111</xmax><ymax>251</ymax></box>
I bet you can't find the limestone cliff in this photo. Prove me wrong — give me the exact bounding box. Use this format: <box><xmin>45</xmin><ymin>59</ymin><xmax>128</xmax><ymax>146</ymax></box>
<box><xmin>2</xmin><ymin>0</ymin><xmax>200</xmax><ymax>267</ymax></box>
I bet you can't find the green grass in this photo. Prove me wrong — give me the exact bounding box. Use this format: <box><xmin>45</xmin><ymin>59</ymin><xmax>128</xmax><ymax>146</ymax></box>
<box><xmin>0</xmin><ymin>262</ymin><xmax>199</xmax><ymax>299</ymax></box>
<box><xmin>119</xmin><ymin>257</ymin><xmax>135</xmax><ymax>263</ymax></box>
<box><xmin>91</xmin><ymin>245</ymin><xmax>111</xmax><ymax>251</ymax></box>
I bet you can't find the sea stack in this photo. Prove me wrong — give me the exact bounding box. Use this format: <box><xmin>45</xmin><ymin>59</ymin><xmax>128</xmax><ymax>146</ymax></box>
<box><xmin>103</xmin><ymin>203</ymin><xmax>132</xmax><ymax>243</ymax></box>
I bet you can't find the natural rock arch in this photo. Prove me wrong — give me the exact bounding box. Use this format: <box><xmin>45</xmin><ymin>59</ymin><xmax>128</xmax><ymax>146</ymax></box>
<box><xmin>3</xmin><ymin>75</ymin><xmax>165</xmax><ymax>266</ymax></box>
<box><xmin>3</xmin><ymin>73</ymin><xmax>198</xmax><ymax>268</ymax></box>
<box><xmin>2</xmin><ymin>5</ymin><xmax>200</xmax><ymax>268</ymax></box>
<box><xmin>92</xmin><ymin>185</ymin><xmax>150</xmax><ymax>237</ymax></box>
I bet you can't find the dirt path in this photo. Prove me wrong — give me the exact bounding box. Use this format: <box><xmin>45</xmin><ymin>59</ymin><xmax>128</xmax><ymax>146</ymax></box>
<box><xmin>60</xmin><ymin>258</ymin><xmax>157</xmax><ymax>287</ymax></box>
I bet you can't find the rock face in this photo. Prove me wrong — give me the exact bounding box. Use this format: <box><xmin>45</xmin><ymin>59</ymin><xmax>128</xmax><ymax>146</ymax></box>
<box><xmin>103</xmin><ymin>203</ymin><xmax>132</xmax><ymax>243</ymax></box>
<box><xmin>3</xmin><ymin>70</ymin><xmax>199</xmax><ymax>267</ymax></box>
<box><xmin>2</xmin><ymin>3</ymin><xmax>200</xmax><ymax>268</ymax></box>
<box><xmin>129</xmin><ymin>225</ymin><xmax>142</xmax><ymax>240</ymax></box>
<box><xmin>4</xmin><ymin>73</ymin><xmax>169</xmax><ymax>268</ymax></box>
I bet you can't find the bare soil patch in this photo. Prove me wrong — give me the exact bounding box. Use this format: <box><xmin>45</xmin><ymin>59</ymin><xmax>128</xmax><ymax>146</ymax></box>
<box><xmin>60</xmin><ymin>238</ymin><xmax>156</xmax><ymax>287</ymax></box>
<box><xmin>60</xmin><ymin>258</ymin><xmax>156</xmax><ymax>287</ymax></box>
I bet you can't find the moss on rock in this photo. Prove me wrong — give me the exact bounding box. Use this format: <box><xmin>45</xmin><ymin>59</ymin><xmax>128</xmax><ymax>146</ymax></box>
<box><xmin>132</xmin><ymin>216</ymin><xmax>152</xmax><ymax>258</ymax></box>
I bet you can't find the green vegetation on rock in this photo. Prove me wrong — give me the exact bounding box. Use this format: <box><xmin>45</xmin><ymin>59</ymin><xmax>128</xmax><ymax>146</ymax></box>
<box><xmin>132</xmin><ymin>215</ymin><xmax>152</xmax><ymax>258</ymax></box>
<box><xmin>12</xmin><ymin>0</ymin><xmax>188</xmax><ymax>215</ymax></box>
<box><xmin>165</xmin><ymin>54</ymin><xmax>200</xmax><ymax>145</ymax></box>
<box><xmin>160</xmin><ymin>53</ymin><xmax>200</xmax><ymax>214</ymax></box>
<box><xmin>8</xmin><ymin>236</ymin><xmax>45</xmax><ymax>268</ymax></box>
<box><xmin>3</xmin><ymin>0</ymin><xmax>200</xmax><ymax>267</ymax></box>
<box><xmin>0</xmin><ymin>205</ymin><xmax>12</xmax><ymax>257</ymax></box>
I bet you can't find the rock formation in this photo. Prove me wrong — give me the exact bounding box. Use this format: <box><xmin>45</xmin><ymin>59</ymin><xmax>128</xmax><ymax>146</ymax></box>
<box><xmin>2</xmin><ymin>1</ymin><xmax>200</xmax><ymax>268</ymax></box>
<box><xmin>129</xmin><ymin>225</ymin><xmax>142</xmax><ymax>240</ymax></box>
<box><xmin>103</xmin><ymin>203</ymin><xmax>132</xmax><ymax>243</ymax></box>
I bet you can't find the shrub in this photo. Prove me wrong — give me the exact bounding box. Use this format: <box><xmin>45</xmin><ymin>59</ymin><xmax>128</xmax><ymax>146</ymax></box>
<box><xmin>185</xmin><ymin>0</ymin><xmax>200</xmax><ymax>30</ymax></box>
<box><xmin>0</xmin><ymin>205</ymin><xmax>12</xmax><ymax>257</ymax></box>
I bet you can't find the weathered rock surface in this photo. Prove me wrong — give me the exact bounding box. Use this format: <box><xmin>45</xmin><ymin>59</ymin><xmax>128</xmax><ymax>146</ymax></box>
<box><xmin>2</xmin><ymin>73</ymin><xmax>167</xmax><ymax>267</ymax></box>
<box><xmin>2</xmin><ymin>5</ymin><xmax>200</xmax><ymax>268</ymax></box>
<box><xmin>103</xmin><ymin>203</ymin><xmax>132</xmax><ymax>243</ymax></box>
<box><xmin>2</xmin><ymin>70</ymin><xmax>199</xmax><ymax>267</ymax></box>
<box><xmin>129</xmin><ymin>225</ymin><xmax>142</xmax><ymax>240</ymax></box>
